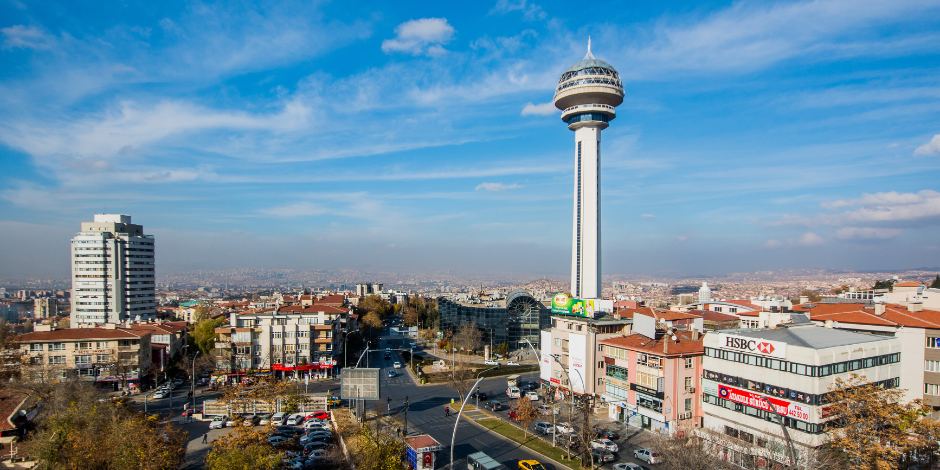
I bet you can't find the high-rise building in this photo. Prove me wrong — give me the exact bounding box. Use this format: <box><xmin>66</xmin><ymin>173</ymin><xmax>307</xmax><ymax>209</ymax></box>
<box><xmin>699</xmin><ymin>282</ymin><xmax>712</xmax><ymax>303</ymax></box>
<box><xmin>554</xmin><ymin>40</ymin><xmax>623</xmax><ymax>299</ymax></box>
<box><xmin>70</xmin><ymin>214</ymin><xmax>156</xmax><ymax>327</ymax></box>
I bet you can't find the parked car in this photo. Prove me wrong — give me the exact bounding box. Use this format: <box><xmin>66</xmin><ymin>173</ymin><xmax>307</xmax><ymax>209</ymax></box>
<box><xmin>152</xmin><ymin>390</ymin><xmax>169</xmax><ymax>399</ymax></box>
<box><xmin>300</xmin><ymin>433</ymin><xmax>330</xmax><ymax>445</ymax></box>
<box><xmin>592</xmin><ymin>449</ymin><xmax>616</xmax><ymax>463</ymax></box>
<box><xmin>286</xmin><ymin>413</ymin><xmax>305</xmax><ymax>426</ymax></box>
<box><xmin>555</xmin><ymin>422</ymin><xmax>575</xmax><ymax>434</ymax></box>
<box><xmin>634</xmin><ymin>449</ymin><xmax>662</xmax><ymax>464</ymax></box>
<box><xmin>209</xmin><ymin>415</ymin><xmax>227</xmax><ymax>429</ymax></box>
<box><xmin>387</xmin><ymin>370</ymin><xmax>396</xmax><ymax>378</ymax></box>
<box><xmin>520</xmin><ymin>382</ymin><xmax>537</xmax><ymax>392</ymax></box>
<box><xmin>243</xmin><ymin>415</ymin><xmax>261</xmax><ymax>426</ymax></box>
<box><xmin>590</xmin><ymin>439</ymin><xmax>618</xmax><ymax>452</ymax></box>
<box><xmin>309</xmin><ymin>411</ymin><xmax>329</xmax><ymax>421</ymax></box>
<box><xmin>613</xmin><ymin>464</ymin><xmax>652</xmax><ymax>470</ymax></box>
<box><xmin>518</xmin><ymin>460</ymin><xmax>546</xmax><ymax>470</ymax></box>
<box><xmin>225</xmin><ymin>416</ymin><xmax>239</xmax><ymax>427</ymax></box>
<box><xmin>393</xmin><ymin>362</ymin><xmax>402</xmax><ymax>369</ymax></box>
<box><xmin>271</xmin><ymin>412</ymin><xmax>288</xmax><ymax>425</ymax></box>
<box><xmin>484</xmin><ymin>401</ymin><xmax>504</xmax><ymax>412</ymax></box>
<box><xmin>484</xmin><ymin>360</ymin><xmax>499</xmax><ymax>366</ymax></box>
<box><xmin>267</xmin><ymin>435</ymin><xmax>292</xmax><ymax>446</ymax></box>
<box><xmin>303</xmin><ymin>442</ymin><xmax>334</xmax><ymax>452</ymax></box>
<box><xmin>507</xmin><ymin>360</ymin><xmax>519</xmax><ymax>366</ymax></box>
<box><xmin>259</xmin><ymin>414</ymin><xmax>273</xmax><ymax>425</ymax></box>
<box><xmin>594</xmin><ymin>427</ymin><xmax>620</xmax><ymax>440</ymax></box>
<box><xmin>525</xmin><ymin>391</ymin><xmax>539</xmax><ymax>401</ymax></box>
<box><xmin>303</xmin><ymin>418</ymin><xmax>328</xmax><ymax>429</ymax></box>
<box><xmin>508</xmin><ymin>409</ymin><xmax>519</xmax><ymax>420</ymax></box>
<box><xmin>532</xmin><ymin>422</ymin><xmax>555</xmax><ymax>435</ymax></box>
<box><xmin>537</xmin><ymin>405</ymin><xmax>556</xmax><ymax>415</ymax></box>
<box><xmin>275</xmin><ymin>426</ymin><xmax>303</xmax><ymax>436</ymax></box>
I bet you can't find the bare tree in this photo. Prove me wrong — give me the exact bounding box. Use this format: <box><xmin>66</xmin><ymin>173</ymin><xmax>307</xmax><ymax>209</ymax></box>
<box><xmin>454</xmin><ymin>322</ymin><xmax>482</xmax><ymax>354</ymax></box>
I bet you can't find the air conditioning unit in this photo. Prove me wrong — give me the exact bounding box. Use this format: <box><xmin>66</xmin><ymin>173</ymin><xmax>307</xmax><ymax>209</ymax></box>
<box><xmin>679</xmin><ymin>412</ymin><xmax>692</xmax><ymax>420</ymax></box>
<box><xmin>686</xmin><ymin>387</ymin><xmax>696</xmax><ymax>394</ymax></box>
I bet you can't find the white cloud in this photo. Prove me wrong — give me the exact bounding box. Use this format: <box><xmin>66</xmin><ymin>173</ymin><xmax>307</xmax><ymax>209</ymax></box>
<box><xmin>769</xmin><ymin>190</ymin><xmax>940</xmax><ymax>227</ymax></box>
<box><xmin>640</xmin><ymin>214</ymin><xmax>656</xmax><ymax>219</ymax></box>
<box><xmin>521</xmin><ymin>102</ymin><xmax>557</xmax><ymax>116</ymax></box>
<box><xmin>834</xmin><ymin>227</ymin><xmax>903</xmax><ymax>240</ymax></box>
<box><xmin>476</xmin><ymin>182</ymin><xmax>522</xmax><ymax>191</ymax></box>
<box><xmin>263</xmin><ymin>201</ymin><xmax>330</xmax><ymax>218</ymax></box>
<box><xmin>381</xmin><ymin>18</ymin><xmax>455</xmax><ymax>56</ymax></box>
<box><xmin>798</xmin><ymin>232</ymin><xmax>824</xmax><ymax>246</ymax></box>
<box><xmin>764</xmin><ymin>239</ymin><xmax>783</xmax><ymax>248</ymax></box>
<box><xmin>490</xmin><ymin>0</ymin><xmax>546</xmax><ymax>21</ymax></box>
<box><xmin>915</xmin><ymin>134</ymin><xmax>940</xmax><ymax>156</ymax></box>
<box><xmin>1</xmin><ymin>25</ymin><xmax>55</xmax><ymax>50</ymax></box>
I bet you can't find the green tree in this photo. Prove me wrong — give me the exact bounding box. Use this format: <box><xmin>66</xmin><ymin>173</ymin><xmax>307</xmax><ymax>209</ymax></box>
<box><xmin>873</xmin><ymin>280</ymin><xmax>896</xmax><ymax>291</ymax></box>
<box><xmin>352</xmin><ymin>422</ymin><xmax>406</xmax><ymax>470</ymax></box>
<box><xmin>495</xmin><ymin>342</ymin><xmax>509</xmax><ymax>358</ymax></box>
<box><xmin>192</xmin><ymin>304</ymin><xmax>211</xmax><ymax>323</ymax></box>
<box><xmin>798</xmin><ymin>289</ymin><xmax>822</xmax><ymax>302</ymax></box>
<box><xmin>193</xmin><ymin>317</ymin><xmax>226</xmax><ymax>355</ymax></box>
<box><xmin>930</xmin><ymin>275</ymin><xmax>940</xmax><ymax>289</ymax></box>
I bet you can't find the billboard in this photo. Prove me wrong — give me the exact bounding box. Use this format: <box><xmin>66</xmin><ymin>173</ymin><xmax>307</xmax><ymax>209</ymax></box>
<box><xmin>718</xmin><ymin>385</ymin><xmax>809</xmax><ymax>421</ymax></box>
<box><xmin>568</xmin><ymin>334</ymin><xmax>586</xmax><ymax>393</ymax></box>
<box><xmin>540</xmin><ymin>330</ymin><xmax>552</xmax><ymax>383</ymax></box>
<box><xmin>341</xmin><ymin>368</ymin><xmax>381</xmax><ymax>400</ymax></box>
<box><xmin>551</xmin><ymin>293</ymin><xmax>596</xmax><ymax>318</ymax></box>
<box><xmin>717</xmin><ymin>333</ymin><xmax>788</xmax><ymax>359</ymax></box>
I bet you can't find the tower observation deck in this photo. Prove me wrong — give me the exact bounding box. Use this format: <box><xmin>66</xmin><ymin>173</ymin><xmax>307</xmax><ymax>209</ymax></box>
<box><xmin>553</xmin><ymin>39</ymin><xmax>623</xmax><ymax>299</ymax></box>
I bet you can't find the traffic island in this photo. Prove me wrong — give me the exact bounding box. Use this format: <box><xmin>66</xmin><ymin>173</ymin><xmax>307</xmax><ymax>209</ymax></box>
<box><xmin>475</xmin><ymin>418</ymin><xmax>581</xmax><ymax>470</ymax></box>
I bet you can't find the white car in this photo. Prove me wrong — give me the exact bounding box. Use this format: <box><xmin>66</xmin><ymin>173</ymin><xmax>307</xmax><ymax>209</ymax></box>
<box><xmin>209</xmin><ymin>415</ymin><xmax>226</xmax><ymax>429</ymax></box>
<box><xmin>634</xmin><ymin>449</ymin><xmax>662</xmax><ymax>464</ymax></box>
<box><xmin>507</xmin><ymin>360</ymin><xmax>519</xmax><ymax>366</ymax></box>
<box><xmin>525</xmin><ymin>391</ymin><xmax>539</xmax><ymax>401</ymax></box>
<box><xmin>152</xmin><ymin>390</ymin><xmax>169</xmax><ymax>399</ymax></box>
<box><xmin>555</xmin><ymin>422</ymin><xmax>575</xmax><ymax>434</ymax></box>
<box><xmin>286</xmin><ymin>413</ymin><xmax>305</xmax><ymax>426</ymax></box>
<box><xmin>303</xmin><ymin>419</ymin><xmax>328</xmax><ymax>429</ymax></box>
<box><xmin>484</xmin><ymin>360</ymin><xmax>499</xmax><ymax>366</ymax></box>
<box><xmin>393</xmin><ymin>361</ymin><xmax>402</xmax><ymax>369</ymax></box>
<box><xmin>591</xmin><ymin>439</ymin><xmax>618</xmax><ymax>452</ymax></box>
<box><xmin>614</xmin><ymin>465</ymin><xmax>648</xmax><ymax>470</ymax></box>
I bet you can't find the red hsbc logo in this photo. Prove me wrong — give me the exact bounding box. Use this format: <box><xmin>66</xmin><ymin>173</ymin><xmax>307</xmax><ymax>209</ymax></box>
<box><xmin>756</xmin><ymin>342</ymin><xmax>774</xmax><ymax>354</ymax></box>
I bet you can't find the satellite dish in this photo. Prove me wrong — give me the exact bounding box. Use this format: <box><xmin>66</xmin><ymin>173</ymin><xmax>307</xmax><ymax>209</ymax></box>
<box><xmin>832</xmin><ymin>321</ymin><xmax>840</xmax><ymax>329</ymax></box>
<box><xmin>659</xmin><ymin>318</ymin><xmax>667</xmax><ymax>323</ymax></box>
<box><xmin>671</xmin><ymin>335</ymin><xmax>678</xmax><ymax>341</ymax></box>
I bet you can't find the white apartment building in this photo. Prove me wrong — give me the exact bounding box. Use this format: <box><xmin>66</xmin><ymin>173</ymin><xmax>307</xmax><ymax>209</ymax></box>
<box><xmin>702</xmin><ymin>320</ymin><xmax>901</xmax><ymax>467</ymax></box>
<box><xmin>70</xmin><ymin>214</ymin><xmax>156</xmax><ymax>327</ymax></box>
<box><xmin>540</xmin><ymin>313</ymin><xmax>632</xmax><ymax>397</ymax></box>
<box><xmin>215</xmin><ymin>305</ymin><xmax>349</xmax><ymax>379</ymax></box>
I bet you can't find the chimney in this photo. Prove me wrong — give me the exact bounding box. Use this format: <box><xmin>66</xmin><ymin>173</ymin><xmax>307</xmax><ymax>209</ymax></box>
<box><xmin>824</xmin><ymin>319</ymin><xmax>834</xmax><ymax>328</ymax></box>
<box><xmin>799</xmin><ymin>296</ymin><xmax>809</xmax><ymax>305</ymax></box>
<box><xmin>691</xmin><ymin>329</ymin><xmax>700</xmax><ymax>340</ymax></box>
<box><xmin>614</xmin><ymin>312</ymin><xmax>621</xmax><ymax>320</ymax></box>
<box><xmin>874</xmin><ymin>304</ymin><xmax>886</xmax><ymax>316</ymax></box>
<box><xmin>909</xmin><ymin>301</ymin><xmax>924</xmax><ymax>313</ymax></box>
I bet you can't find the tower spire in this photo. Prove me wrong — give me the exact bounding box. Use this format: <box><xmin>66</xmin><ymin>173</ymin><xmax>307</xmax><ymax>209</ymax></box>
<box><xmin>585</xmin><ymin>37</ymin><xmax>594</xmax><ymax>60</ymax></box>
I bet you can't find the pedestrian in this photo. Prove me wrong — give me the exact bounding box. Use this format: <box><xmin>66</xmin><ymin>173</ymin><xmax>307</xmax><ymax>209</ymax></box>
<box><xmin>202</xmin><ymin>433</ymin><xmax>208</xmax><ymax>444</ymax></box>
<box><xmin>445</xmin><ymin>406</ymin><xmax>450</xmax><ymax>417</ymax></box>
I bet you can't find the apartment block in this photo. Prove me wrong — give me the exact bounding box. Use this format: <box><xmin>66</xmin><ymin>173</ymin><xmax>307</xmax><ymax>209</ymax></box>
<box><xmin>539</xmin><ymin>313</ymin><xmax>631</xmax><ymax>398</ymax></box>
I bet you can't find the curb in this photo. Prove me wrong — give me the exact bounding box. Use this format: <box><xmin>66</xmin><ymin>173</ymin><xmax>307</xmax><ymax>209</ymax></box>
<box><xmin>466</xmin><ymin>416</ymin><xmax>575</xmax><ymax>470</ymax></box>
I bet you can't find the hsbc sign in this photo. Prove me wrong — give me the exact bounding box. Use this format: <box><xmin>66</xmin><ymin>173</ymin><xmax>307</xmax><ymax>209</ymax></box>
<box><xmin>718</xmin><ymin>333</ymin><xmax>787</xmax><ymax>359</ymax></box>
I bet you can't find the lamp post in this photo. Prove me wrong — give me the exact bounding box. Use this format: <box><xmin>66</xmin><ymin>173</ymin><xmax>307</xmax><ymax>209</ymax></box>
<box><xmin>757</xmin><ymin>395</ymin><xmax>798</xmax><ymax>468</ymax></box>
<box><xmin>191</xmin><ymin>351</ymin><xmax>200</xmax><ymax>417</ymax></box>
<box><xmin>451</xmin><ymin>364</ymin><xmax>500</xmax><ymax>470</ymax></box>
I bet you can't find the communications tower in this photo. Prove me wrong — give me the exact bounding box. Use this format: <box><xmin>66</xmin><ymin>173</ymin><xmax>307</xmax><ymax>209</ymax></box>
<box><xmin>553</xmin><ymin>39</ymin><xmax>623</xmax><ymax>299</ymax></box>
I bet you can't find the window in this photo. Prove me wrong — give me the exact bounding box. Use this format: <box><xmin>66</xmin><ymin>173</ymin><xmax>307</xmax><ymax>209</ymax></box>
<box><xmin>636</xmin><ymin>371</ymin><xmax>660</xmax><ymax>390</ymax></box>
<box><xmin>49</xmin><ymin>343</ymin><xmax>66</xmax><ymax>351</ymax></box>
<box><xmin>286</xmin><ymin>331</ymin><xmax>295</xmax><ymax>339</ymax></box>
<box><xmin>96</xmin><ymin>354</ymin><xmax>110</xmax><ymax>363</ymax></box>
<box><xmin>576</xmin><ymin>325</ymin><xmax>583</xmax><ymax>331</ymax></box>
<box><xmin>637</xmin><ymin>353</ymin><xmax>663</xmax><ymax>369</ymax></box>
<box><xmin>685</xmin><ymin>398</ymin><xmax>693</xmax><ymax>412</ymax></box>
<box><xmin>299</xmin><ymin>343</ymin><xmax>309</xmax><ymax>350</ymax></box>
<box><xmin>605</xmin><ymin>382</ymin><xmax>629</xmax><ymax>400</ymax></box>
<box><xmin>29</xmin><ymin>343</ymin><xmax>42</xmax><ymax>352</ymax></box>
<box><xmin>298</xmin><ymin>331</ymin><xmax>309</xmax><ymax>338</ymax></box>
<box><xmin>95</xmin><ymin>341</ymin><xmax>108</xmax><ymax>348</ymax></box>
<box><xmin>927</xmin><ymin>384</ymin><xmax>940</xmax><ymax>396</ymax></box>
<box><xmin>604</xmin><ymin>345</ymin><xmax>628</xmax><ymax>361</ymax></box>
<box><xmin>928</xmin><ymin>360</ymin><xmax>940</xmax><ymax>373</ymax></box>
<box><xmin>685</xmin><ymin>357</ymin><xmax>693</xmax><ymax>369</ymax></box>
<box><xmin>77</xmin><ymin>342</ymin><xmax>92</xmax><ymax>350</ymax></box>
<box><xmin>75</xmin><ymin>355</ymin><xmax>92</xmax><ymax>364</ymax></box>
<box><xmin>685</xmin><ymin>377</ymin><xmax>693</xmax><ymax>389</ymax></box>
<box><xmin>272</xmin><ymin>331</ymin><xmax>282</xmax><ymax>339</ymax></box>
<box><xmin>928</xmin><ymin>337</ymin><xmax>940</xmax><ymax>348</ymax></box>
<box><xmin>49</xmin><ymin>356</ymin><xmax>66</xmax><ymax>364</ymax></box>
<box><xmin>284</xmin><ymin>345</ymin><xmax>295</xmax><ymax>352</ymax></box>
<box><xmin>606</xmin><ymin>364</ymin><xmax>629</xmax><ymax>381</ymax></box>
<box><xmin>714</xmin><ymin>307</ymin><xmax>723</xmax><ymax>313</ymax></box>
<box><xmin>554</xmin><ymin>338</ymin><xmax>562</xmax><ymax>347</ymax></box>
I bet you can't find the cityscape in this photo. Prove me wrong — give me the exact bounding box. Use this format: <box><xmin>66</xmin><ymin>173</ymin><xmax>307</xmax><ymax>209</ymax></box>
<box><xmin>1</xmin><ymin>1</ymin><xmax>940</xmax><ymax>470</ymax></box>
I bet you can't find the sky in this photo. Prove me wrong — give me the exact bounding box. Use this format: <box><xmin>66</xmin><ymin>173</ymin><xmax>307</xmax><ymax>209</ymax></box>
<box><xmin>1</xmin><ymin>0</ymin><xmax>939</xmax><ymax>279</ymax></box>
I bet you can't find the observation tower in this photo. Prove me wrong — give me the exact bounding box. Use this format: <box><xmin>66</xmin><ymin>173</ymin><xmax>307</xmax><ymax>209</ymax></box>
<box><xmin>553</xmin><ymin>39</ymin><xmax>623</xmax><ymax>299</ymax></box>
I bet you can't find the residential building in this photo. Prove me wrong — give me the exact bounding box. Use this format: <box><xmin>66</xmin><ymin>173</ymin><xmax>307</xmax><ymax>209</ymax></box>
<box><xmin>33</xmin><ymin>297</ymin><xmax>56</xmax><ymax>319</ymax></box>
<box><xmin>439</xmin><ymin>289</ymin><xmax>551</xmax><ymax>349</ymax></box>
<box><xmin>699</xmin><ymin>282</ymin><xmax>712</xmax><ymax>303</ymax></box>
<box><xmin>214</xmin><ymin>304</ymin><xmax>349</xmax><ymax>380</ymax></box>
<box><xmin>112</xmin><ymin>321</ymin><xmax>189</xmax><ymax>369</ymax></box>
<box><xmin>796</xmin><ymin>300</ymin><xmax>940</xmax><ymax>418</ymax></box>
<box><xmin>539</xmin><ymin>312</ymin><xmax>632</xmax><ymax>398</ymax></box>
<box><xmin>70</xmin><ymin>214</ymin><xmax>156</xmax><ymax>327</ymax></box>
<box><xmin>701</xmin><ymin>320</ymin><xmax>901</xmax><ymax>466</ymax></box>
<box><xmin>15</xmin><ymin>326</ymin><xmax>152</xmax><ymax>391</ymax></box>
<box><xmin>356</xmin><ymin>283</ymin><xmax>383</xmax><ymax>297</ymax></box>
<box><xmin>599</xmin><ymin>329</ymin><xmax>704</xmax><ymax>433</ymax></box>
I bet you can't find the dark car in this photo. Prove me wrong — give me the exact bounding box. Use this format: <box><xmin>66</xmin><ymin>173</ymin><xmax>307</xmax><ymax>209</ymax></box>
<box><xmin>520</xmin><ymin>382</ymin><xmax>536</xmax><ymax>392</ymax></box>
<box><xmin>591</xmin><ymin>449</ymin><xmax>615</xmax><ymax>463</ymax></box>
<box><xmin>275</xmin><ymin>426</ymin><xmax>303</xmax><ymax>436</ymax></box>
<box><xmin>595</xmin><ymin>428</ymin><xmax>620</xmax><ymax>440</ymax></box>
<box><xmin>484</xmin><ymin>401</ymin><xmax>504</xmax><ymax>411</ymax></box>
<box><xmin>470</xmin><ymin>390</ymin><xmax>488</xmax><ymax>401</ymax></box>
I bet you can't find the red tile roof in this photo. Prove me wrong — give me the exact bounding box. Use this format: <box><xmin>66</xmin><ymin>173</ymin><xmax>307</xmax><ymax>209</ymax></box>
<box><xmin>799</xmin><ymin>302</ymin><xmax>940</xmax><ymax>329</ymax></box>
<box><xmin>19</xmin><ymin>328</ymin><xmax>148</xmax><ymax>341</ymax></box>
<box><xmin>0</xmin><ymin>389</ymin><xmax>31</xmax><ymax>432</ymax></box>
<box><xmin>895</xmin><ymin>282</ymin><xmax>922</xmax><ymax>287</ymax></box>
<box><xmin>686</xmin><ymin>310</ymin><xmax>740</xmax><ymax>322</ymax></box>
<box><xmin>615</xmin><ymin>307</ymin><xmax>699</xmax><ymax>321</ymax></box>
<box><xmin>600</xmin><ymin>331</ymin><xmax>705</xmax><ymax>356</ymax></box>
<box><xmin>277</xmin><ymin>305</ymin><xmax>348</xmax><ymax>314</ymax></box>
<box><xmin>316</xmin><ymin>294</ymin><xmax>345</xmax><ymax>305</ymax></box>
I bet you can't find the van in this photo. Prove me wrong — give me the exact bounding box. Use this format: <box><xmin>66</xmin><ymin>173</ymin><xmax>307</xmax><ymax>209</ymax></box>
<box><xmin>506</xmin><ymin>387</ymin><xmax>521</xmax><ymax>398</ymax></box>
<box><xmin>506</xmin><ymin>375</ymin><xmax>520</xmax><ymax>388</ymax></box>
<box><xmin>467</xmin><ymin>451</ymin><xmax>508</xmax><ymax>470</ymax></box>
<box><xmin>271</xmin><ymin>412</ymin><xmax>287</xmax><ymax>425</ymax></box>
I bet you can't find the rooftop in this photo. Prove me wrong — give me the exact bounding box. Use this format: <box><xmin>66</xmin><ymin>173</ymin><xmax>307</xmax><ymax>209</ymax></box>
<box><xmin>720</xmin><ymin>324</ymin><xmax>887</xmax><ymax>349</ymax></box>
<box><xmin>19</xmin><ymin>328</ymin><xmax>148</xmax><ymax>342</ymax></box>
<box><xmin>797</xmin><ymin>302</ymin><xmax>940</xmax><ymax>329</ymax></box>
<box><xmin>600</xmin><ymin>331</ymin><xmax>704</xmax><ymax>356</ymax></box>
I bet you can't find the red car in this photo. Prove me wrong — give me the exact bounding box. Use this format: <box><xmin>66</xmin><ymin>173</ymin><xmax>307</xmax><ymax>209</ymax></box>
<box><xmin>508</xmin><ymin>409</ymin><xmax>519</xmax><ymax>420</ymax></box>
<box><xmin>307</xmin><ymin>411</ymin><xmax>329</xmax><ymax>421</ymax></box>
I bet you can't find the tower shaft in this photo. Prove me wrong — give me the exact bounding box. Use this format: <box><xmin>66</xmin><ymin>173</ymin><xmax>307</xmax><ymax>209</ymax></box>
<box><xmin>571</xmin><ymin>126</ymin><xmax>602</xmax><ymax>299</ymax></box>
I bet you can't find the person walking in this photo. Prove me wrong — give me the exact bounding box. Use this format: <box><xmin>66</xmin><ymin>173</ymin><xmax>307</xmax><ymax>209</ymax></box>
<box><xmin>445</xmin><ymin>406</ymin><xmax>450</xmax><ymax>417</ymax></box>
<box><xmin>202</xmin><ymin>433</ymin><xmax>208</xmax><ymax>444</ymax></box>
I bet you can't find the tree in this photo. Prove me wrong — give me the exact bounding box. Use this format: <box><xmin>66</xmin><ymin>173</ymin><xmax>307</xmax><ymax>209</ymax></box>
<box><xmin>361</xmin><ymin>311</ymin><xmax>383</xmax><ymax>332</ymax></box>
<box><xmin>515</xmin><ymin>396</ymin><xmax>539</xmax><ymax>438</ymax></box>
<box><xmin>402</xmin><ymin>306</ymin><xmax>419</xmax><ymax>326</ymax></box>
<box><xmin>798</xmin><ymin>289</ymin><xmax>822</xmax><ymax>302</ymax></box>
<box><xmin>873</xmin><ymin>280</ymin><xmax>895</xmax><ymax>291</ymax></box>
<box><xmin>931</xmin><ymin>275</ymin><xmax>940</xmax><ymax>289</ymax></box>
<box><xmin>193</xmin><ymin>316</ymin><xmax>226</xmax><ymax>355</ymax></box>
<box><xmin>827</xmin><ymin>373</ymin><xmax>940</xmax><ymax>470</ymax></box>
<box><xmin>204</xmin><ymin>425</ymin><xmax>283</xmax><ymax>470</ymax></box>
<box><xmin>455</xmin><ymin>322</ymin><xmax>482</xmax><ymax>354</ymax></box>
<box><xmin>495</xmin><ymin>342</ymin><xmax>509</xmax><ymax>358</ymax></box>
<box><xmin>352</xmin><ymin>421</ymin><xmax>406</xmax><ymax>470</ymax></box>
<box><xmin>831</xmin><ymin>284</ymin><xmax>850</xmax><ymax>295</ymax></box>
<box><xmin>192</xmin><ymin>304</ymin><xmax>212</xmax><ymax>323</ymax></box>
<box><xmin>358</xmin><ymin>295</ymin><xmax>392</xmax><ymax>319</ymax></box>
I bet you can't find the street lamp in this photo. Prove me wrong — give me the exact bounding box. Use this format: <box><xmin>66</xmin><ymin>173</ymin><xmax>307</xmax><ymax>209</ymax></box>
<box><xmin>191</xmin><ymin>351</ymin><xmax>200</xmax><ymax>417</ymax></box>
<box><xmin>757</xmin><ymin>395</ymin><xmax>798</xmax><ymax>468</ymax></box>
<box><xmin>451</xmin><ymin>364</ymin><xmax>500</xmax><ymax>470</ymax></box>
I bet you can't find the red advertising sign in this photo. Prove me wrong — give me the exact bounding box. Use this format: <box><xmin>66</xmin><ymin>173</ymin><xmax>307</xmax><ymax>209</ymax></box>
<box><xmin>718</xmin><ymin>385</ymin><xmax>810</xmax><ymax>421</ymax></box>
<box><xmin>550</xmin><ymin>378</ymin><xmax>560</xmax><ymax>384</ymax></box>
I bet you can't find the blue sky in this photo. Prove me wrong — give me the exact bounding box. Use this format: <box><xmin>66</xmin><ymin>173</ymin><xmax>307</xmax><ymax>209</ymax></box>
<box><xmin>1</xmin><ymin>0</ymin><xmax>939</xmax><ymax>279</ymax></box>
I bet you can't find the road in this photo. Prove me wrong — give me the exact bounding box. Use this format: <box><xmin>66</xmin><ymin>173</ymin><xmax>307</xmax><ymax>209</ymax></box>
<box><xmin>370</xmin><ymin>323</ymin><xmax>656</xmax><ymax>470</ymax></box>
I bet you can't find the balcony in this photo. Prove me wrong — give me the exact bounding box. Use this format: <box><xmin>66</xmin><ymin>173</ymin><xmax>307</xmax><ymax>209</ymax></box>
<box><xmin>215</xmin><ymin>342</ymin><xmax>232</xmax><ymax>349</ymax></box>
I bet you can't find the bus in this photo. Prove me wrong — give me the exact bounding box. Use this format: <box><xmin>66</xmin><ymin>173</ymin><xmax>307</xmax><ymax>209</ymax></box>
<box><xmin>507</xmin><ymin>375</ymin><xmax>520</xmax><ymax>388</ymax></box>
<box><xmin>467</xmin><ymin>451</ymin><xmax>508</xmax><ymax>470</ymax></box>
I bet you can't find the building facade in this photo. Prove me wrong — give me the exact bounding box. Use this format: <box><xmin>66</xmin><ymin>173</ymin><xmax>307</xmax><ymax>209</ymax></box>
<box><xmin>600</xmin><ymin>330</ymin><xmax>704</xmax><ymax>434</ymax></box>
<box><xmin>70</xmin><ymin>214</ymin><xmax>156</xmax><ymax>327</ymax></box>
<box><xmin>701</xmin><ymin>322</ymin><xmax>901</xmax><ymax>466</ymax></box>
<box><xmin>33</xmin><ymin>297</ymin><xmax>56</xmax><ymax>319</ymax></box>
<box><xmin>16</xmin><ymin>326</ymin><xmax>152</xmax><ymax>391</ymax></box>
<box><xmin>438</xmin><ymin>290</ymin><xmax>551</xmax><ymax>350</ymax></box>
<box><xmin>539</xmin><ymin>313</ymin><xmax>632</xmax><ymax>398</ymax></box>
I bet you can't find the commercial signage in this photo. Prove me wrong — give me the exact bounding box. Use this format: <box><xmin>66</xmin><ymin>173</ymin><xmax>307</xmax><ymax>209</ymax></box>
<box><xmin>718</xmin><ymin>385</ymin><xmax>809</xmax><ymax>421</ymax></box>
<box><xmin>568</xmin><ymin>334</ymin><xmax>586</xmax><ymax>393</ymax></box>
<box><xmin>540</xmin><ymin>330</ymin><xmax>552</xmax><ymax>383</ymax></box>
<box><xmin>717</xmin><ymin>333</ymin><xmax>787</xmax><ymax>359</ymax></box>
<box><xmin>551</xmin><ymin>293</ymin><xmax>595</xmax><ymax>318</ymax></box>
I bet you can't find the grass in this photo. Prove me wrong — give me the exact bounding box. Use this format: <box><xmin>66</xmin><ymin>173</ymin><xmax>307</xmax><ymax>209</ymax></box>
<box><xmin>476</xmin><ymin>418</ymin><xmax>585</xmax><ymax>468</ymax></box>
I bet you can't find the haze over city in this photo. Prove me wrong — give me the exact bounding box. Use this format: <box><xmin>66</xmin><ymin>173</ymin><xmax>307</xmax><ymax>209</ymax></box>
<box><xmin>2</xmin><ymin>0</ymin><xmax>940</xmax><ymax>280</ymax></box>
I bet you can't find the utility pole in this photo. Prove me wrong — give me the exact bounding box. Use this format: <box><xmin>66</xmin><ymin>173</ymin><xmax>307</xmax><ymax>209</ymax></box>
<box><xmin>403</xmin><ymin>395</ymin><xmax>409</xmax><ymax>437</ymax></box>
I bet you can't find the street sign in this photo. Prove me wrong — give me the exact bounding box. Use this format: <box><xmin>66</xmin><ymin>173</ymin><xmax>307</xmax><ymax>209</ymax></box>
<box><xmin>341</xmin><ymin>368</ymin><xmax>381</xmax><ymax>400</ymax></box>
